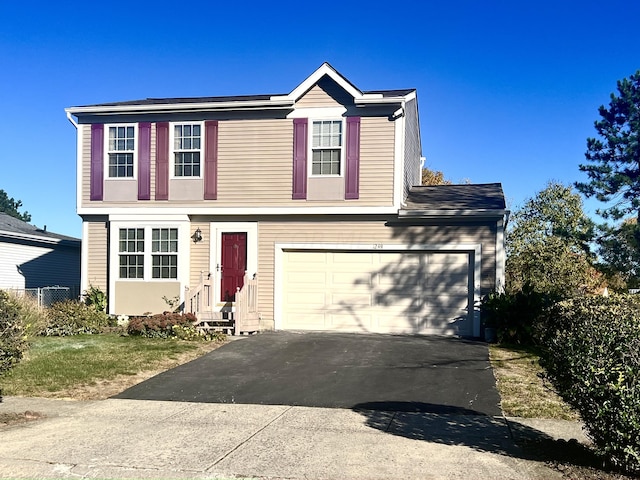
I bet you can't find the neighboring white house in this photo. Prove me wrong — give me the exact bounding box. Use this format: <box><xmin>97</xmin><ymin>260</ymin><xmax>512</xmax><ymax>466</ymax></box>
<box><xmin>0</xmin><ymin>212</ymin><xmax>81</xmax><ymax>293</ymax></box>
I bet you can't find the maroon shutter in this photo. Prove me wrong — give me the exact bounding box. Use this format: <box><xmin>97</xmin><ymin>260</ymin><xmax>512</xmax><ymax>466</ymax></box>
<box><xmin>345</xmin><ymin>116</ymin><xmax>361</xmax><ymax>200</ymax></box>
<box><xmin>155</xmin><ymin>122</ymin><xmax>169</xmax><ymax>200</ymax></box>
<box><xmin>292</xmin><ymin>118</ymin><xmax>308</xmax><ymax>200</ymax></box>
<box><xmin>138</xmin><ymin>122</ymin><xmax>151</xmax><ymax>200</ymax></box>
<box><xmin>204</xmin><ymin>120</ymin><xmax>218</xmax><ymax>200</ymax></box>
<box><xmin>90</xmin><ymin>124</ymin><xmax>104</xmax><ymax>201</ymax></box>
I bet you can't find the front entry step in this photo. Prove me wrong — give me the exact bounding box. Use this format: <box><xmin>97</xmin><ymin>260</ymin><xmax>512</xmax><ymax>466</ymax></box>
<box><xmin>194</xmin><ymin>311</ymin><xmax>235</xmax><ymax>336</ymax></box>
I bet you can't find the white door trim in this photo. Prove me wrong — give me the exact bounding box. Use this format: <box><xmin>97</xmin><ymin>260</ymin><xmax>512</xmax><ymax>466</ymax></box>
<box><xmin>274</xmin><ymin>242</ymin><xmax>482</xmax><ymax>336</ymax></box>
<box><xmin>210</xmin><ymin>222</ymin><xmax>258</xmax><ymax>307</ymax></box>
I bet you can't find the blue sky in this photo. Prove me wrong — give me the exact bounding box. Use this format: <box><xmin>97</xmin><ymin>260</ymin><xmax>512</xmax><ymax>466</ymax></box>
<box><xmin>1</xmin><ymin>0</ymin><xmax>639</xmax><ymax>237</ymax></box>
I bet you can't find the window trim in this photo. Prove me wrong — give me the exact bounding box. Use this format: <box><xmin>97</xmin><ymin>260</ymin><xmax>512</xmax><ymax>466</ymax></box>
<box><xmin>169</xmin><ymin>121</ymin><xmax>204</xmax><ymax>179</ymax></box>
<box><xmin>113</xmin><ymin>224</ymin><xmax>182</xmax><ymax>282</ymax></box>
<box><xmin>105</xmin><ymin>123</ymin><xmax>138</xmax><ymax>180</ymax></box>
<box><xmin>309</xmin><ymin>118</ymin><xmax>345</xmax><ymax>178</ymax></box>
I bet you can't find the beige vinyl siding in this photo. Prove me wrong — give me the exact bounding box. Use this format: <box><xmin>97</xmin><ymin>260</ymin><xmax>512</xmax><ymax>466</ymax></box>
<box><xmin>189</xmin><ymin>221</ymin><xmax>210</xmax><ymax>288</ymax></box>
<box><xmin>216</xmin><ymin>119</ymin><xmax>293</xmax><ymax>205</ymax></box>
<box><xmin>359</xmin><ymin>117</ymin><xmax>395</xmax><ymax>204</ymax></box>
<box><xmin>296</xmin><ymin>77</ymin><xmax>355</xmax><ymax>108</ymax></box>
<box><xmin>256</xmin><ymin>217</ymin><xmax>497</xmax><ymax>328</ymax></box>
<box><xmin>79</xmin><ymin>115</ymin><xmax>397</xmax><ymax>209</ymax></box>
<box><xmin>81</xmin><ymin>124</ymin><xmax>91</xmax><ymax>207</ymax></box>
<box><xmin>85</xmin><ymin>220</ymin><xmax>108</xmax><ymax>290</ymax></box>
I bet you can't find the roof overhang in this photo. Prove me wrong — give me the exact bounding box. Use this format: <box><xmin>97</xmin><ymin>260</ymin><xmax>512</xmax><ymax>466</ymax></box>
<box><xmin>65</xmin><ymin>98</ymin><xmax>295</xmax><ymax>116</ymax></box>
<box><xmin>397</xmin><ymin>209</ymin><xmax>510</xmax><ymax>220</ymax></box>
<box><xmin>0</xmin><ymin>230</ymin><xmax>81</xmax><ymax>247</ymax></box>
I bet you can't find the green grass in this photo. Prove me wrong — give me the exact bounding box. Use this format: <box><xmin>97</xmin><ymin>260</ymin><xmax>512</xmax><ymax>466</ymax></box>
<box><xmin>0</xmin><ymin>334</ymin><xmax>213</xmax><ymax>397</ymax></box>
<box><xmin>489</xmin><ymin>343</ymin><xmax>578</xmax><ymax>420</ymax></box>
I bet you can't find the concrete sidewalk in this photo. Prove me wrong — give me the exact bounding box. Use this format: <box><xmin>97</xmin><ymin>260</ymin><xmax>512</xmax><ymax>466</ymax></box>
<box><xmin>0</xmin><ymin>396</ymin><xmax>589</xmax><ymax>480</ymax></box>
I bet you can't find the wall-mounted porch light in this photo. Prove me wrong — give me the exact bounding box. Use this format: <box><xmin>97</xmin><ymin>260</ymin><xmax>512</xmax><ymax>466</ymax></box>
<box><xmin>192</xmin><ymin>227</ymin><xmax>203</xmax><ymax>243</ymax></box>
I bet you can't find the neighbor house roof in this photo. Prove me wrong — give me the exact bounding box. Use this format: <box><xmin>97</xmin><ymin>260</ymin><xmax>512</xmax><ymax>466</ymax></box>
<box><xmin>0</xmin><ymin>212</ymin><xmax>80</xmax><ymax>246</ymax></box>
<box><xmin>400</xmin><ymin>183</ymin><xmax>508</xmax><ymax>218</ymax></box>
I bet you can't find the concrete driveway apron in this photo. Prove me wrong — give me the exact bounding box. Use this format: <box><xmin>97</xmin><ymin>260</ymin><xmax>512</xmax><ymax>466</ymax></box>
<box><xmin>115</xmin><ymin>331</ymin><xmax>501</xmax><ymax>416</ymax></box>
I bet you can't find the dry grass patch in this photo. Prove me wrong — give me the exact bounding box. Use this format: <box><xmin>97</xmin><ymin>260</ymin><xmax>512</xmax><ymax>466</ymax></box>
<box><xmin>489</xmin><ymin>343</ymin><xmax>577</xmax><ymax>420</ymax></box>
<box><xmin>1</xmin><ymin>334</ymin><xmax>226</xmax><ymax>400</ymax></box>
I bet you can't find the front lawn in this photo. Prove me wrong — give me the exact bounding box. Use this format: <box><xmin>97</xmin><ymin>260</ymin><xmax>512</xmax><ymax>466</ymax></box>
<box><xmin>489</xmin><ymin>343</ymin><xmax>577</xmax><ymax>420</ymax></box>
<box><xmin>0</xmin><ymin>334</ymin><xmax>223</xmax><ymax>399</ymax></box>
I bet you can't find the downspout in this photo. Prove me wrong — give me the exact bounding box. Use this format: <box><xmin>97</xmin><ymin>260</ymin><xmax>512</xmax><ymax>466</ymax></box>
<box><xmin>66</xmin><ymin>110</ymin><xmax>78</xmax><ymax>128</ymax></box>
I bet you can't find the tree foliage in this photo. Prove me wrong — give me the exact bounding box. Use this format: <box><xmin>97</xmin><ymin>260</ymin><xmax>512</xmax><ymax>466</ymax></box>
<box><xmin>576</xmin><ymin>70</ymin><xmax>640</xmax><ymax>221</ymax></box>
<box><xmin>506</xmin><ymin>182</ymin><xmax>597</xmax><ymax>298</ymax></box>
<box><xmin>596</xmin><ymin>218</ymin><xmax>640</xmax><ymax>289</ymax></box>
<box><xmin>421</xmin><ymin>167</ymin><xmax>452</xmax><ymax>185</ymax></box>
<box><xmin>0</xmin><ymin>189</ymin><xmax>31</xmax><ymax>222</ymax></box>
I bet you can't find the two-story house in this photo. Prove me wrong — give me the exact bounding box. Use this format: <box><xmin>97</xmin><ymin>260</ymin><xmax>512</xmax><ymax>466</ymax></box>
<box><xmin>65</xmin><ymin>63</ymin><xmax>507</xmax><ymax>337</ymax></box>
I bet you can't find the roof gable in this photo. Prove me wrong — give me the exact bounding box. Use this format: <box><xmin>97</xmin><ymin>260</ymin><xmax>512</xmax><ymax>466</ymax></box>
<box><xmin>66</xmin><ymin>62</ymin><xmax>416</xmax><ymax>116</ymax></box>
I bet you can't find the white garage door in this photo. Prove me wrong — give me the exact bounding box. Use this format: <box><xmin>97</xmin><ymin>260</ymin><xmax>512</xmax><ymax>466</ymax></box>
<box><xmin>281</xmin><ymin>250</ymin><xmax>473</xmax><ymax>335</ymax></box>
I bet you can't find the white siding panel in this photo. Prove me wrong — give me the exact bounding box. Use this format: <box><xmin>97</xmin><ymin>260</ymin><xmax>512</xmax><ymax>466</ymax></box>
<box><xmin>0</xmin><ymin>241</ymin><xmax>80</xmax><ymax>289</ymax></box>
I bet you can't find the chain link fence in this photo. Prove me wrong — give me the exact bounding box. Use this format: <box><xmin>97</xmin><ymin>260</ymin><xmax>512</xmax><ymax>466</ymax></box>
<box><xmin>8</xmin><ymin>286</ymin><xmax>81</xmax><ymax>308</ymax></box>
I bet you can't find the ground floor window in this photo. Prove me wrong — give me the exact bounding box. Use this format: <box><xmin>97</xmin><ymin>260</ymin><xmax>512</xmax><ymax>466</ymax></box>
<box><xmin>117</xmin><ymin>227</ymin><xmax>178</xmax><ymax>280</ymax></box>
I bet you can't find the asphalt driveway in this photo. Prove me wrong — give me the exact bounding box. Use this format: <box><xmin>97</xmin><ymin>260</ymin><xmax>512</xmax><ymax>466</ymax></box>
<box><xmin>114</xmin><ymin>331</ymin><xmax>502</xmax><ymax>416</ymax></box>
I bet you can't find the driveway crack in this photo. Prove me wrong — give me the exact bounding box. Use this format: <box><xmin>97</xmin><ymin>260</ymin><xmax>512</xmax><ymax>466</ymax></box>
<box><xmin>206</xmin><ymin>405</ymin><xmax>294</xmax><ymax>469</ymax></box>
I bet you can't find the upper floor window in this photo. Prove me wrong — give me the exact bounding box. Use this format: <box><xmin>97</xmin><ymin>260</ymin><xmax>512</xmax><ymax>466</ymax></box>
<box><xmin>108</xmin><ymin>126</ymin><xmax>135</xmax><ymax>178</ymax></box>
<box><xmin>312</xmin><ymin>120</ymin><xmax>342</xmax><ymax>176</ymax></box>
<box><xmin>173</xmin><ymin>124</ymin><xmax>202</xmax><ymax>177</ymax></box>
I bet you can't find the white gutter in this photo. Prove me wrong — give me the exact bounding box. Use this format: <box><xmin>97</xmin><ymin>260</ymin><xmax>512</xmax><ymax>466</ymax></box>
<box><xmin>65</xmin><ymin>98</ymin><xmax>295</xmax><ymax>116</ymax></box>
<box><xmin>66</xmin><ymin>111</ymin><xmax>78</xmax><ymax>128</ymax></box>
<box><xmin>398</xmin><ymin>209</ymin><xmax>510</xmax><ymax>218</ymax></box>
<box><xmin>0</xmin><ymin>231</ymin><xmax>80</xmax><ymax>246</ymax></box>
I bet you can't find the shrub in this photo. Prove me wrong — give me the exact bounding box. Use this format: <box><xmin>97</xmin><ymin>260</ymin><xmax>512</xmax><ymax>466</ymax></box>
<box><xmin>538</xmin><ymin>294</ymin><xmax>640</xmax><ymax>474</ymax></box>
<box><xmin>83</xmin><ymin>284</ymin><xmax>107</xmax><ymax>312</ymax></box>
<box><xmin>480</xmin><ymin>285</ymin><xmax>550</xmax><ymax>345</ymax></box>
<box><xmin>44</xmin><ymin>300</ymin><xmax>114</xmax><ymax>336</ymax></box>
<box><xmin>127</xmin><ymin>312</ymin><xmax>197</xmax><ymax>339</ymax></box>
<box><xmin>0</xmin><ymin>292</ymin><xmax>27</xmax><ymax>376</ymax></box>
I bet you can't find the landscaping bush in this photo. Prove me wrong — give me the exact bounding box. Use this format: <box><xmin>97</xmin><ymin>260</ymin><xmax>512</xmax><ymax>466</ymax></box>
<box><xmin>0</xmin><ymin>290</ymin><xmax>48</xmax><ymax>375</ymax></box>
<box><xmin>127</xmin><ymin>312</ymin><xmax>197</xmax><ymax>339</ymax></box>
<box><xmin>538</xmin><ymin>294</ymin><xmax>640</xmax><ymax>474</ymax></box>
<box><xmin>83</xmin><ymin>284</ymin><xmax>107</xmax><ymax>312</ymax></box>
<box><xmin>44</xmin><ymin>300</ymin><xmax>114</xmax><ymax>336</ymax></box>
<box><xmin>0</xmin><ymin>292</ymin><xmax>27</xmax><ymax>376</ymax></box>
<box><xmin>480</xmin><ymin>285</ymin><xmax>550</xmax><ymax>345</ymax></box>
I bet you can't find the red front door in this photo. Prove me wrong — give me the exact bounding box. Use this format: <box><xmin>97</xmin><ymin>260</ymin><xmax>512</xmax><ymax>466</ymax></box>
<box><xmin>220</xmin><ymin>232</ymin><xmax>247</xmax><ymax>302</ymax></box>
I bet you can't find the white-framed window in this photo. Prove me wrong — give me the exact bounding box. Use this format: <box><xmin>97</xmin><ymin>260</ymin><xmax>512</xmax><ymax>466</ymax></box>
<box><xmin>172</xmin><ymin>123</ymin><xmax>202</xmax><ymax>177</ymax></box>
<box><xmin>117</xmin><ymin>226</ymin><xmax>178</xmax><ymax>280</ymax></box>
<box><xmin>152</xmin><ymin>228</ymin><xmax>178</xmax><ymax>279</ymax></box>
<box><xmin>118</xmin><ymin>228</ymin><xmax>144</xmax><ymax>279</ymax></box>
<box><xmin>311</xmin><ymin>120</ymin><xmax>343</xmax><ymax>176</ymax></box>
<box><xmin>107</xmin><ymin>125</ymin><xmax>136</xmax><ymax>178</ymax></box>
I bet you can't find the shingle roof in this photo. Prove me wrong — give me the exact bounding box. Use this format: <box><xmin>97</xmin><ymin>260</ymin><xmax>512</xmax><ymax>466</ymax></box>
<box><xmin>403</xmin><ymin>183</ymin><xmax>506</xmax><ymax>211</ymax></box>
<box><xmin>0</xmin><ymin>212</ymin><xmax>80</xmax><ymax>243</ymax></box>
<box><xmin>77</xmin><ymin>88</ymin><xmax>415</xmax><ymax>109</ymax></box>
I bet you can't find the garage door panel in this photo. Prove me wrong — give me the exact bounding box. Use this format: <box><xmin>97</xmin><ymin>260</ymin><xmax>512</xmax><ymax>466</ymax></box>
<box><xmin>286</xmin><ymin>271</ymin><xmax>327</xmax><ymax>285</ymax></box>
<box><xmin>331</xmin><ymin>272</ymin><xmax>372</xmax><ymax>287</ymax></box>
<box><xmin>428</xmin><ymin>252</ymin><xmax>468</xmax><ymax>264</ymax></box>
<box><xmin>286</xmin><ymin>291</ymin><xmax>326</xmax><ymax>307</ymax></box>
<box><xmin>283</xmin><ymin>312</ymin><xmax>326</xmax><ymax>329</ymax></box>
<box><xmin>329</xmin><ymin>314</ymin><xmax>373</xmax><ymax>330</ymax></box>
<box><xmin>330</xmin><ymin>292</ymin><xmax>372</xmax><ymax>307</ymax></box>
<box><xmin>378</xmin><ymin>272</ymin><xmax>422</xmax><ymax>287</ymax></box>
<box><xmin>281</xmin><ymin>250</ymin><xmax>474</xmax><ymax>336</ymax></box>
